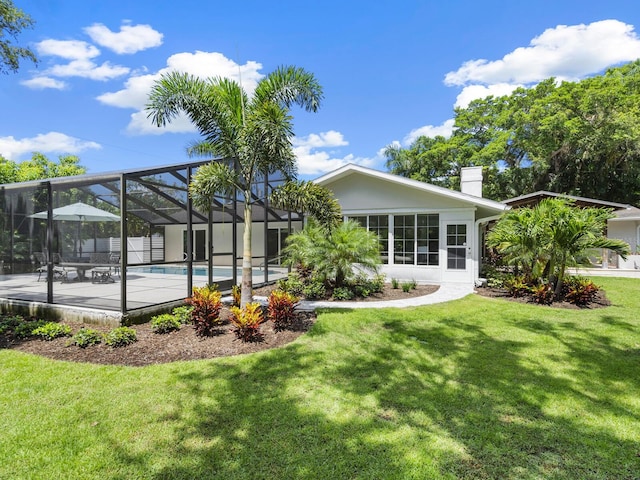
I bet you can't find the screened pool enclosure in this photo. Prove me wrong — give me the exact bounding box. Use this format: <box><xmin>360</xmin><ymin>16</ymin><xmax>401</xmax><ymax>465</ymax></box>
<box><xmin>0</xmin><ymin>160</ymin><xmax>301</xmax><ymax>321</ymax></box>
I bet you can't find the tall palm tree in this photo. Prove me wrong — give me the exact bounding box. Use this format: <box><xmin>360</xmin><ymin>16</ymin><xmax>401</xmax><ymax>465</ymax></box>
<box><xmin>146</xmin><ymin>66</ymin><xmax>323</xmax><ymax>306</ymax></box>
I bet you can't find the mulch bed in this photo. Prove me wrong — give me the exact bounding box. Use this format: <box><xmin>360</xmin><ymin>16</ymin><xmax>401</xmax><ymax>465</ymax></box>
<box><xmin>1</xmin><ymin>283</ymin><xmax>440</xmax><ymax>366</ymax></box>
<box><xmin>474</xmin><ymin>286</ymin><xmax>611</xmax><ymax>309</ymax></box>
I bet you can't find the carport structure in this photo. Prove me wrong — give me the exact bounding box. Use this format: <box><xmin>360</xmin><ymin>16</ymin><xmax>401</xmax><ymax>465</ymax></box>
<box><xmin>0</xmin><ymin>159</ymin><xmax>300</xmax><ymax>323</ymax></box>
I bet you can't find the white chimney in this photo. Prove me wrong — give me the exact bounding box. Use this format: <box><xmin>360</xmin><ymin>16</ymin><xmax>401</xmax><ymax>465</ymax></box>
<box><xmin>460</xmin><ymin>166</ymin><xmax>483</xmax><ymax>197</ymax></box>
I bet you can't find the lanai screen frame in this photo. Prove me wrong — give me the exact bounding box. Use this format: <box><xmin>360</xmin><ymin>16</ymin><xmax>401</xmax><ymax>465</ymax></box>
<box><xmin>0</xmin><ymin>159</ymin><xmax>301</xmax><ymax>314</ymax></box>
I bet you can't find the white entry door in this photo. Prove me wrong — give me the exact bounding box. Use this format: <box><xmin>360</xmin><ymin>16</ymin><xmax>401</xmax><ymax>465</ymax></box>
<box><xmin>442</xmin><ymin>221</ymin><xmax>473</xmax><ymax>284</ymax></box>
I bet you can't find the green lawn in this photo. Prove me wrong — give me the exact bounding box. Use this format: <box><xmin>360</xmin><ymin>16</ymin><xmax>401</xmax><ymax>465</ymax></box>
<box><xmin>2</xmin><ymin>277</ymin><xmax>639</xmax><ymax>479</ymax></box>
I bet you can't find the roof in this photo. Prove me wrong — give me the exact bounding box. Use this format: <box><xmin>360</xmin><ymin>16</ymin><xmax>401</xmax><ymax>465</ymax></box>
<box><xmin>503</xmin><ymin>190</ymin><xmax>630</xmax><ymax>210</ymax></box>
<box><xmin>609</xmin><ymin>206</ymin><xmax>640</xmax><ymax>221</ymax></box>
<box><xmin>314</xmin><ymin>163</ymin><xmax>507</xmax><ymax>214</ymax></box>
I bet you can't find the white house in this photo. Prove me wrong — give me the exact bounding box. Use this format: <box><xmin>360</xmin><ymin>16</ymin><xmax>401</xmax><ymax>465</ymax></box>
<box><xmin>315</xmin><ymin>164</ymin><xmax>507</xmax><ymax>285</ymax></box>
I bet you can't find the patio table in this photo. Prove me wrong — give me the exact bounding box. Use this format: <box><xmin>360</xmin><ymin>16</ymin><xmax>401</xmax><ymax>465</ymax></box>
<box><xmin>60</xmin><ymin>262</ymin><xmax>115</xmax><ymax>282</ymax></box>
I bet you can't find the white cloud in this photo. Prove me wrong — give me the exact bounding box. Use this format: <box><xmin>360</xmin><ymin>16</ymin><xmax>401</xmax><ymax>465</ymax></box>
<box><xmin>0</xmin><ymin>133</ymin><xmax>101</xmax><ymax>160</ymax></box>
<box><xmin>84</xmin><ymin>23</ymin><xmax>163</xmax><ymax>54</ymax></box>
<box><xmin>454</xmin><ymin>83</ymin><xmax>521</xmax><ymax>109</ymax></box>
<box><xmin>98</xmin><ymin>51</ymin><xmax>265</xmax><ymax>134</ymax></box>
<box><xmin>403</xmin><ymin>119</ymin><xmax>455</xmax><ymax>145</ymax></box>
<box><xmin>293</xmin><ymin>131</ymin><xmax>375</xmax><ymax>175</ymax></box>
<box><xmin>20</xmin><ymin>76</ymin><xmax>67</xmax><ymax>90</ymax></box>
<box><xmin>445</xmin><ymin>19</ymin><xmax>640</xmax><ymax>86</ymax></box>
<box><xmin>36</xmin><ymin>39</ymin><xmax>100</xmax><ymax>60</ymax></box>
<box><xmin>47</xmin><ymin>59</ymin><xmax>130</xmax><ymax>81</ymax></box>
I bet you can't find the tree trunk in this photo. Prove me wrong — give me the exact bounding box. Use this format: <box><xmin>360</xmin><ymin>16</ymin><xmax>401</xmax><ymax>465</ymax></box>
<box><xmin>554</xmin><ymin>256</ymin><xmax>566</xmax><ymax>299</ymax></box>
<box><xmin>240</xmin><ymin>199</ymin><xmax>253</xmax><ymax>308</ymax></box>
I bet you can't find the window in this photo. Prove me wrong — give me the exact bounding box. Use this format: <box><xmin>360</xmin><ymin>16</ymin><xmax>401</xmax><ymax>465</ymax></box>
<box><xmin>417</xmin><ymin>214</ymin><xmax>439</xmax><ymax>265</ymax></box>
<box><xmin>347</xmin><ymin>215</ymin><xmax>389</xmax><ymax>264</ymax></box>
<box><xmin>394</xmin><ymin>215</ymin><xmax>415</xmax><ymax>264</ymax></box>
<box><xmin>446</xmin><ymin>224</ymin><xmax>467</xmax><ymax>270</ymax></box>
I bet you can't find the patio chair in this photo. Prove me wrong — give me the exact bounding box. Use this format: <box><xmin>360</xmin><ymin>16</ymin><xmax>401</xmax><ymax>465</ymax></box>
<box><xmin>89</xmin><ymin>252</ymin><xmax>115</xmax><ymax>283</ymax></box>
<box><xmin>34</xmin><ymin>252</ymin><xmax>68</xmax><ymax>282</ymax></box>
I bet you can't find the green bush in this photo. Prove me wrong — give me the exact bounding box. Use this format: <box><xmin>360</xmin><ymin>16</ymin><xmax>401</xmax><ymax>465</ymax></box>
<box><xmin>277</xmin><ymin>273</ymin><xmax>305</xmax><ymax>297</ymax></box>
<box><xmin>14</xmin><ymin>319</ymin><xmax>47</xmax><ymax>339</ymax></box>
<box><xmin>151</xmin><ymin>313</ymin><xmax>181</xmax><ymax>334</ymax></box>
<box><xmin>401</xmin><ymin>282</ymin><xmax>412</xmax><ymax>293</ymax></box>
<box><xmin>70</xmin><ymin>328</ymin><xmax>102</xmax><ymax>348</ymax></box>
<box><xmin>391</xmin><ymin>278</ymin><xmax>399</xmax><ymax>289</ymax></box>
<box><xmin>32</xmin><ymin>322</ymin><xmax>72</xmax><ymax>341</ymax></box>
<box><xmin>409</xmin><ymin>279</ymin><xmax>417</xmax><ymax>290</ymax></box>
<box><xmin>303</xmin><ymin>280</ymin><xmax>326</xmax><ymax>300</ymax></box>
<box><xmin>104</xmin><ymin>326</ymin><xmax>137</xmax><ymax>348</ymax></box>
<box><xmin>332</xmin><ymin>286</ymin><xmax>354</xmax><ymax>301</ymax></box>
<box><xmin>171</xmin><ymin>306</ymin><xmax>193</xmax><ymax>325</ymax></box>
<box><xmin>0</xmin><ymin>315</ymin><xmax>24</xmax><ymax>335</ymax></box>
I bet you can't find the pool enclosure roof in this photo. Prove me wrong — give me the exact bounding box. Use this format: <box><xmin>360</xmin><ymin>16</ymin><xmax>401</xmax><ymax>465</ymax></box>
<box><xmin>0</xmin><ymin>158</ymin><xmax>302</xmax><ymax>225</ymax></box>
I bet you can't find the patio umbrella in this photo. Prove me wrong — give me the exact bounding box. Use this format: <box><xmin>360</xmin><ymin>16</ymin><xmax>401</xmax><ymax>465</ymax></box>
<box><xmin>30</xmin><ymin>202</ymin><xmax>120</xmax><ymax>257</ymax></box>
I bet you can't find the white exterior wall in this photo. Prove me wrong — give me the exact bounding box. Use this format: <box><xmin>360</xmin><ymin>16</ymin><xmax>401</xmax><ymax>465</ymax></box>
<box><xmin>329</xmin><ymin>175</ymin><xmax>480</xmax><ymax>285</ymax></box>
<box><xmin>164</xmin><ymin>221</ymin><xmax>300</xmax><ymax>266</ymax></box>
<box><xmin>608</xmin><ymin>219</ymin><xmax>640</xmax><ymax>269</ymax></box>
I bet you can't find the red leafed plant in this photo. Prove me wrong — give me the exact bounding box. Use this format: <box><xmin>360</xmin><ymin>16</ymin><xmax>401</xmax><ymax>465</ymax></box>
<box><xmin>229</xmin><ymin>303</ymin><xmax>264</xmax><ymax>342</ymax></box>
<box><xmin>267</xmin><ymin>290</ymin><xmax>299</xmax><ymax>331</ymax></box>
<box><xmin>186</xmin><ymin>284</ymin><xmax>223</xmax><ymax>336</ymax></box>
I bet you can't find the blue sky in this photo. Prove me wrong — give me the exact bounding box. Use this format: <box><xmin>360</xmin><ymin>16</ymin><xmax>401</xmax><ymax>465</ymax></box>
<box><xmin>3</xmin><ymin>0</ymin><xmax>640</xmax><ymax>180</ymax></box>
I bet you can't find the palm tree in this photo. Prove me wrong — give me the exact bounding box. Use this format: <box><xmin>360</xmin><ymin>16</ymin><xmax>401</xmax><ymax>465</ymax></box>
<box><xmin>146</xmin><ymin>66</ymin><xmax>323</xmax><ymax>306</ymax></box>
<box><xmin>270</xmin><ymin>180</ymin><xmax>342</xmax><ymax>234</ymax></box>
<box><xmin>487</xmin><ymin>198</ymin><xmax>630</xmax><ymax>297</ymax></box>
<box><xmin>283</xmin><ymin>220</ymin><xmax>381</xmax><ymax>288</ymax></box>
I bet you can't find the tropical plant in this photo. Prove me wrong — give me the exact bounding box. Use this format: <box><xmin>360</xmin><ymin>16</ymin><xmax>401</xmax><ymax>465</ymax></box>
<box><xmin>186</xmin><ymin>284</ymin><xmax>223</xmax><ymax>336</ymax></box>
<box><xmin>229</xmin><ymin>303</ymin><xmax>264</xmax><ymax>342</ymax></box>
<box><xmin>283</xmin><ymin>220</ymin><xmax>381</xmax><ymax>288</ymax></box>
<box><xmin>146</xmin><ymin>66</ymin><xmax>323</xmax><ymax>307</ymax></box>
<box><xmin>267</xmin><ymin>290</ymin><xmax>299</xmax><ymax>331</ymax></box>
<box><xmin>171</xmin><ymin>305</ymin><xmax>194</xmax><ymax>325</ymax></box>
<box><xmin>487</xmin><ymin>198</ymin><xmax>630</xmax><ymax>298</ymax></box>
<box><xmin>270</xmin><ymin>180</ymin><xmax>342</xmax><ymax>233</ymax></box>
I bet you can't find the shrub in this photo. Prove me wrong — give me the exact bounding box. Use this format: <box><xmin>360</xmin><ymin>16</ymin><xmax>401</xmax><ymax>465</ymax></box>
<box><xmin>332</xmin><ymin>286</ymin><xmax>354</xmax><ymax>301</ymax></box>
<box><xmin>303</xmin><ymin>280</ymin><xmax>326</xmax><ymax>300</ymax></box>
<box><xmin>268</xmin><ymin>290</ymin><xmax>299</xmax><ymax>331</ymax></box>
<box><xmin>230</xmin><ymin>303</ymin><xmax>264</xmax><ymax>342</ymax></box>
<box><xmin>530</xmin><ymin>283</ymin><xmax>554</xmax><ymax>305</ymax></box>
<box><xmin>0</xmin><ymin>315</ymin><xmax>24</xmax><ymax>335</ymax></box>
<box><xmin>353</xmin><ymin>284</ymin><xmax>371</xmax><ymax>298</ymax></box>
<box><xmin>32</xmin><ymin>322</ymin><xmax>72</xmax><ymax>341</ymax></box>
<box><xmin>70</xmin><ymin>328</ymin><xmax>102</xmax><ymax>348</ymax></box>
<box><xmin>104</xmin><ymin>326</ymin><xmax>137</xmax><ymax>348</ymax></box>
<box><xmin>503</xmin><ymin>275</ymin><xmax>530</xmax><ymax>298</ymax></box>
<box><xmin>171</xmin><ymin>305</ymin><xmax>194</xmax><ymax>325</ymax></box>
<box><xmin>186</xmin><ymin>284</ymin><xmax>223</xmax><ymax>336</ymax></box>
<box><xmin>14</xmin><ymin>319</ymin><xmax>47</xmax><ymax>339</ymax></box>
<box><xmin>231</xmin><ymin>284</ymin><xmax>241</xmax><ymax>307</ymax></box>
<box><xmin>401</xmin><ymin>282</ymin><xmax>412</xmax><ymax>293</ymax></box>
<box><xmin>563</xmin><ymin>276</ymin><xmax>600</xmax><ymax>306</ymax></box>
<box><xmin>151</xmin><ymin>313</ymin><xmax>181</xmax><ymax>334</ymax></box>
<box><xmin>391</xmin><ymin>278</ymin><xmax>399</xmax><ymax>289</ymax></box>
<box><xmin>277</xmin><ymin>273</ymin><xmax>305</xmax><ymax>297</ymax></box>
<box><xmin>409</xmin><ymin>279</ymin><xmax>418</xmax><ymax>290</ymax></box>
<box><xmin>357</xmin><ymin>273</ymin><xmax>385</xmax><ymax>294</ymax></box>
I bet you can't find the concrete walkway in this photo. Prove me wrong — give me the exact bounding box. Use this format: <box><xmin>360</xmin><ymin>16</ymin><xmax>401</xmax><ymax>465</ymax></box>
<box><xmin>253</xmin><ymin>283</ymin><xmax>475</xmax><ymax>311</ymax></box>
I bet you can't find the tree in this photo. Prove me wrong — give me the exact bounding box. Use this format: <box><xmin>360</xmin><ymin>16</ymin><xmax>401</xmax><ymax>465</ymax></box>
<box><xmin>269</xmin><ymin>180</ymin><xmax>342</xmax><ymax>234</ymax></box>
<box><xmin>0</xmin><ymin>153</ymin><xmax>86</xmax><ymax>183</ymax></box>
<box><xmin>283</xmin><ymin>220</ymin><xmax>381</xmax><ymax>288</ymax></box>
<box><xmin>386</xmin><ymin>61</ymin><xmax>640</xmax><ymax>204</ymax></box>
<box><xmin>0</xmin><ymin>0</ymin><xmax>37</xmax><ymax>74</ymax></box>
<box><xmin>146</xmin><ymin>66</ymin><xmax>323</xmax><ymax>307</ymax></box>
<box><xmin>486</xmin><ymin>198</ymin><xmax>630</xmax><ymax>297</ymax></box>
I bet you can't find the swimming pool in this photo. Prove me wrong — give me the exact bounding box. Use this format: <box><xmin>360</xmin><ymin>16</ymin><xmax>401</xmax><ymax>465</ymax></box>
<box><xmin>128</xmin><ymin>266</ymin><xmax>275</xmax><ymax>277</ymax></box>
